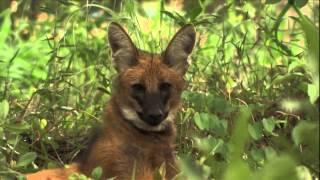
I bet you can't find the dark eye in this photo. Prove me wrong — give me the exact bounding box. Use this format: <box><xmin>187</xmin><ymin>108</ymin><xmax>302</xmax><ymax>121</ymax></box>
<box><xmin>159</xmin><ymin>82</ymin><xmax>171</xmax><ymax>92</ymax></box>
<box><xmin>159</xmin><ymin>82</ymin><xmax>171</xmax><ymax>104</ymax></box>
<box><xmin>131</xmin><ymin>83</ymin><xmax>145</xmax><ymax>105</ymax></box>
<box><xmin>132</xmin><ymin>83</ymin><xmax>146</xmax><ymax>92</ymax></box>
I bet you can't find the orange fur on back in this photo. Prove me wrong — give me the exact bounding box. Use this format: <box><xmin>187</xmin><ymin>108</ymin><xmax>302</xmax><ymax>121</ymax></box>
<box><xmin>26</xmin><ymin>163</ymin><xmax>79</xmax><ymax>180</ymax></box>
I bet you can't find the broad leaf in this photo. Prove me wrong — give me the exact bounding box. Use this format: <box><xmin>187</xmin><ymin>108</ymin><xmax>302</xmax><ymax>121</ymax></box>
<box><xmin>91</xmin><ymin>166</ymin><xmax>103</xmax><ymax>180</ymax></box>
<box><xmin>295</xmin><ymin>0</ymin><xmax>308</xmax><ymax>8</ymax></box>
<box><xmin>248</xmin><ymin>122</ymin><xmax>263</xmax><ymax>140</ymax></box>
<box><xmin>262</xmin><ymin>118</ymin><xmax>276</xmax><ymax>134</ymax></box>
<box><xmin>16</xmin><ymin>152</ymin><xmax>37</xmax><ymax>167</ymax></box>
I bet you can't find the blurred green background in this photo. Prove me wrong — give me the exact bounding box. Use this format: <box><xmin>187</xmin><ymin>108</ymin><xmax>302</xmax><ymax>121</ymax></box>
<box><xmin>0</xmin><ymin>0</ymin><xmax>319</xmax><ymax>179</ymax></box>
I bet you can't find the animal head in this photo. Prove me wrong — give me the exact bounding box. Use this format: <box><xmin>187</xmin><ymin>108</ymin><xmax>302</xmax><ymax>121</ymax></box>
<box><xmin>108</xmin><ymin>22</ymin><xmax>196</xmax><ymax>132</ymax></box>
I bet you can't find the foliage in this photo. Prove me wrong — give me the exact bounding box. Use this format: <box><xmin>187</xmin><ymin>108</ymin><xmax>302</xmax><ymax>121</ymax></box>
<box><xmin>0</xmin><ymin>0</ymin><xmax>319</xmax><ymax>179</ymax></box>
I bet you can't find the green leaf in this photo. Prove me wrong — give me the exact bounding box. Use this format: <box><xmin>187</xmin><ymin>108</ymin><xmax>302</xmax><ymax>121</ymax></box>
<box><xmin>195</xmin><ymin>137</ymin><xmax>224</xmax><ymax>154</ymax></box>
<box><xmin>253</xmin><ymin>155</ymin><xmax>298</xmax><ymax>180</ymax></box>
<box><xmin>194</xmin><ymin>112</ymin><xmax>227</xmax><ymax>136</ymax></box>
<box><xmin>186</xmin><ymin>0</ymin><xmax>203</xmax><ymax>20</ymax></box>
<box><xmin>265</xmin><ymin>0</ymin><xmax>281</xmax><ymax>4</ymax></box>
<box><xmin>0</xmin><ymin>10</ymin><xmax>11</xmax><ymax>45</ymax></box>
<box><xmin>17</xmin><ymin>175</ymin><xmax>27</xmax><ymax>180</ymax></box>
<box><xmin>294</xmin><ymin>10</ymin><xmax>319</xmax><ymax>104</ymax></box>
<box><xmin>16</xmin><ymin>152</ymin><xmax>37</xmax><ymax>167</ymax></box>
<box><xmin>3</xmin><ymin>122</ymin><xmax>31</xmax><ymax>133</ymax></box>
<box><xmin>0</xmin><ymin>127</ymin><xmax>3</xmax><ymax>138</ymax></box>
<box><xmin>178</xmin><ymin>155</ymin><xmax>206</xmax><ymax>180</ymax></box>
<box><xmin>263</xmin><ymin>147</ymin><xmax>277</xmax><ymax>161</ymax></box>
<box><xmin>223</xmin><ymin>161</ymin><xmax>251</xmax><ymax>180</ymax></box>
<box><xmin>194</xmin><ymin>112</ymin><xmax>207</xmax><ymax>130</ymax></box>
<box><xmin>0</xmin><ymin>100</ymin><xmax>9</xmax><ymax>122</ymax></box>
<box><xmin>194</xmin><ymin>112</ymin><xmax>214</xmax><ymax>130</ymax></box>
<box><xmin>39</xmin><ymin>119</ymin><xmax>48</xmax><ymax>130</ymax></box>
<box><xmin>228</xmin><ymin>107</ymin><xmax>251</xmax><ymax>161</ymax></box>
<box><xmin>248</xmin><ymin>122</ymin><xmax>263</xmax><ymax>140</ymax></box>
<box><xmin>262</xmin><ymin>118</ymin><xmax>276</xmax><ymax>134</ymax></box>
<box><xmin>292</xmin><ymin>121</ymin><xmax>319</xmax><ymax>168</ymax></box>
<box><xmin>250</xmin><ymin>148</ymin><xmax>265</xmax><ymax>163</ymax></box>
<box><xmin>91</xmin><ymin>166</ymin><xmax>103</xmax><ymax>180</ymax></box>
<box><xmin>296</xmin><ymin>166</ymin><xmax>312</xmax><ymax>180</ymax></box>
<box><xmin>208</xmin><ymin>97</ymin><xmax>233</xmax><ymax>114</ymax></box>
<box><xmin>307</xmin><ymin>83</ymin><xmax>319</xmax><ymax>104</ymax></box>
<box><xmin>271</xmin><ymin>73</ymin><xmax>304</xmax><ymax>86</ymax></box>
<box><xmin>68</xmin><ymin>173</ymin><xmax>89</xmax><ymax>180</ymax></box>
<box><xmin>288</xmin><ymin>61</ymin><xmax>304</xmax><ymax>73</ymax></box>
<box><xmin>292</xmin><ymin>121</ymin><xmax>318</xmax><ymax>148</ymax></box>
<box><xmin>295</xmin><ymin>0</ymin><xmax>308</xmax><ymax>8</ymax></box>
<box><xmin>157</xmin><ymin>162</ymin><xmax>167</xmax><ymax>180</ymax></box>
<box><xmin>161</xmin><ymin>11</ymin><xmax>186</xmax><ymax>26</ymax></box>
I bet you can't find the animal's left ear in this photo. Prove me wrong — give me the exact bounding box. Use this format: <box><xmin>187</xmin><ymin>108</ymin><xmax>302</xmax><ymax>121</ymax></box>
<box><xmin>163</xmin><ymin>24</ymin><xmax>196</xmax><ymax>75</ymax></box>
<box><xmin>108</xmin><ymin>22</ymin><xmax>138</xmax><ymax>72</ymax></box>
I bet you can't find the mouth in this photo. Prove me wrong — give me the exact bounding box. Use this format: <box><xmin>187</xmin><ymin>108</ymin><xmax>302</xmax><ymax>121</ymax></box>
<box><xmin>137</xmin><ymin>111</ymin><xmax>168</xmax><ymax>126</ymax></box>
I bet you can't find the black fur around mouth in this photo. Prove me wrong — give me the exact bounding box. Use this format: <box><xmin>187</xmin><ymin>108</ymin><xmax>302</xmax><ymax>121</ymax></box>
<box><xmin>137</xmin><ymin>111</ymin><xmax>168</xmax><ymax>126</ymax></box>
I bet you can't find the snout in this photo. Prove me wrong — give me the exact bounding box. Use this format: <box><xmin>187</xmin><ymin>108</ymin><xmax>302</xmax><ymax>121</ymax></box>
<box><xmin>138</xmin><ymin>111</ymin><xmax>168</xmax><ymax>126</ymax></box>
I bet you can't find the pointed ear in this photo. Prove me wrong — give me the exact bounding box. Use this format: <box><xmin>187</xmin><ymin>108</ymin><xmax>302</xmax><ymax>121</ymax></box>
<box><xmin>163</xmin><ymin>24</ymin><xmax>196</xmax><ymax>75</ymax></box>
<box><xmin>108</xmin><ymin>22</ymin><xmax>138</xmax><ymax>72</ymax></box>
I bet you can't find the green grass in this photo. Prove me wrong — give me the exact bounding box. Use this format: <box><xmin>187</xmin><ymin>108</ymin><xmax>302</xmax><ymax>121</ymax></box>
<box><xmin>0</xmin><ymin>0</ymin><xmax>319</xmax><ymax>179</ymax></box>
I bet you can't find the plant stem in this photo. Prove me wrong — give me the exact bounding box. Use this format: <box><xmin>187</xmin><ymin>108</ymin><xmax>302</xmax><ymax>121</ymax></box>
<box><xmin>271</xmin><ymin>2</ymin><xmax>293</xmax><ymax>56</ymax></box>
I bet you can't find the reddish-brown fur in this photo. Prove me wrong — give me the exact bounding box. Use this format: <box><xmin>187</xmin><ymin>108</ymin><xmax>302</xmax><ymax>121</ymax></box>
<box><xmin>78</xmin><ymin>97</ymin><xmax>178</xmax><ymax>179</ymax></box>
<box><xmin>26</xmin><ymin>22</ymin><xmax>195</xmax><ymax>180</ymax></box>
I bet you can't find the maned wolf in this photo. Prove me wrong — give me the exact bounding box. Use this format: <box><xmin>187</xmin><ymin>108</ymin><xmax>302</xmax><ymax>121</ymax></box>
<box><xmin>26</xmin><ymin>22</ymin><xmax>196</xmax><ymax>180</ymax></box>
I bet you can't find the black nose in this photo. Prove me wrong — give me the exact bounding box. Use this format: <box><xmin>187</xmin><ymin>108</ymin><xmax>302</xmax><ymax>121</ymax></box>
<box><xmin>145</xmin><ymin>112</ymin><xmax>164</xmax><ymax>126</ymax></box>
<box><xmin>149</xmin><ymin>113</ymin><xmax>163</xmax><ymax>121</ymax></box>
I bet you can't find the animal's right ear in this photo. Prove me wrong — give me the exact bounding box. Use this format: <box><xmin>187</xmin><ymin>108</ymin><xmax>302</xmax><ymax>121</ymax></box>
<box><xmin>108</xmin><ymin>22</ymin><xmax>138</xmax><ymax>72</ymax></box>
<box><xmin>163</xmin><ymin>24</ymin><xmax>196</xmax><ymax>75</ymax></box>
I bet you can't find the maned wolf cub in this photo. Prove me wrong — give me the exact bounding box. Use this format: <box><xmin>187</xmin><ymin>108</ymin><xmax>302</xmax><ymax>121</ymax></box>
<box><xmin>26</xmin><ymin>22</ymin><xmax>196</xmax><ymax>180</ymax></box>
